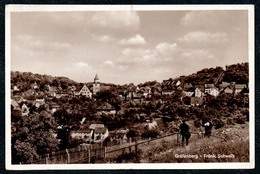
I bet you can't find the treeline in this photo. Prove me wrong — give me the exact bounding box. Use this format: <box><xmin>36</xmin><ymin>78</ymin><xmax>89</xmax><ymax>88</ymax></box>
<box><xmin>180</xmin><ymin>62</ymin><xmax>248</xmax><ymax>85</ymax></box>
<box><xmin>11</xmin><ymin>71</ymin><xmax>79</xmax><ymax>91</ymax></box>
<box><xmin>11</xmin><ymin>62</ymin><xmax>249</xmax><ymax>91</ymax></box>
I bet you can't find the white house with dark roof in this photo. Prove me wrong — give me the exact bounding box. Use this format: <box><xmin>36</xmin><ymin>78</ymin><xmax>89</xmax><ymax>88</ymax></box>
<box><xmin>234</xmin><ymin>84</ymin><xmax>247</xmax><ymax>95</ymax></box>
<box><xmin>195</xmin><ymin>88</ymin><xmax>203</xmax><ymax>97</ymax></box>
<box><xmin>71</xmin><ymin>128</ymin><xmax>93</xmax><ymax>143</ymax></box>
<box><xmin>89</xmin><ymin>123</ymin><xmax>109</xmax><ymax>142</ymax></box>
<box><xmin>21</xmin><ymin>104</ymin><xmax>29</xmax><ymax>116</ymax></box>
<box><xmin>79</xmin><ymin>84</ymin><xmax>92</xmax><ymax>98</ymax></box>
<box><xmin>97</xmin><ymin>102</ymin><xmax>116</xmax><ymax>115</ymax></box>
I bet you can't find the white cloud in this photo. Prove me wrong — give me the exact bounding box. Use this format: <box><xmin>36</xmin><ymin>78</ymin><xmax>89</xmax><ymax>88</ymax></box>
<box><xmin>179</xmin><ymin>31</ymin><xmax>228</xmax><ymax>44</ymax></box>
<box><xmin>90</xmin><ymin>11</ymin><xmax>140</xmax><ymax>32</ymax></box>
<box><xmin>121</xmin><ymin>48</ymin><xmax>151</xmax><ymax>58</ymax></box>
<box><xmin>181</xmin><ymin>49</ymin><xmax>214</xmax><ymax>60</ymax></box>
<box><xmin>119</xmin><ymin>34</ymin><xmax>146</xmax><ymax>46</ymax></box>
<box><xmin>76</xmin><ymin>62</ymin><xmax>92</xmax><ymax>69</ymax></box>
<box><xmin>155</xmin><ymin>42</ymin><xmax>178</xmax><ymax>56</ymax></box>
<box><xmin>94</xmin><ymin>35</ymin><xmax>115</xmax><ymax>43</ymax></box>
<box><xmin>103</xmin><ymin>60</ymin><xmax>114</xmax><ymax>66</ymax></box>
<box><xmin>180</xmin><ymin>11</ymin><xmax>225</xmax><ymax>29</ymax></box>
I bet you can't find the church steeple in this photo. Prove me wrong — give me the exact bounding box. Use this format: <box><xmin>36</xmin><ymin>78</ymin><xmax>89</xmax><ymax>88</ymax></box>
<box><xmin>94</xmin><ymin>74</ymin><xmax>99</xmax><ymax>83</ymax></box>
<box><xmin>93</xmin><ymin>74</ymin><xmax>100</xmax><ymax>95</ymax></box>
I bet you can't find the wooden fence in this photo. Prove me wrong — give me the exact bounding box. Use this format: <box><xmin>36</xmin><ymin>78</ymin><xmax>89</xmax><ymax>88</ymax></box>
<box><xmin>29</xmin><ymin>132</ymin><xmax>203</xmax><ymax>164</ymax></box>
<box><xmin>30</xmin><ymin>142</ymin><xmax>105</xmax><ymax>164</ymax></box>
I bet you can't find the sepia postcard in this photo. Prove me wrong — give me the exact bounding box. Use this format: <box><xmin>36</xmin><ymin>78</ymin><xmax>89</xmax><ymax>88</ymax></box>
<box><xmin>5</xmin><ymin>5</ymin><xmax>255</xmax><ymax>170</ymax></box>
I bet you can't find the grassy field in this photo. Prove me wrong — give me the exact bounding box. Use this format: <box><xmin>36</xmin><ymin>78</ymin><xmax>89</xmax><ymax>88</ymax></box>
<box><xmin>140</xmin><ymin>122</ymin><xmax>249</xmax><ymax>163</ymax></box>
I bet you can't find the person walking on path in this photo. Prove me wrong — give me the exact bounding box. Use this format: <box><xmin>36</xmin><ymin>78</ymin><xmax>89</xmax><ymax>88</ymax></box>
<box><xmin>179</xmin><ymin>120</ymin><xmax>191</xmax><ymax>146</ymax></box>
<box><xmin>203</xmin><ymin>120</ymin><xmax>213</xmax><ymax>138</ymax></box>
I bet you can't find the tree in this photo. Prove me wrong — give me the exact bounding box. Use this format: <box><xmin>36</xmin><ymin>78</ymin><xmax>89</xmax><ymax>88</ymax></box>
<box><xmin>11</xmin><ymin>112</ymin><xmax>59</xmax><ymax>164</ymax></box>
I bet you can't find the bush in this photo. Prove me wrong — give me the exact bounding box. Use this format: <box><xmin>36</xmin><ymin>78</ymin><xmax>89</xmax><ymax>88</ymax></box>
<box><xmin>141</xmin><ymin>128</ymin><xmax>160</xmax><ymax>139</ymax></box>
<box><xmin>194</xmin><ymin>119</ymin><xmax>201</xmax><ymax>128</ymax></box>
<box><xmin>213</xmin><ymin>119</ymin><xmax>225</xmax><ymax>129</ymax></box>
<box><xmin>235</xmin><ymin>116</ymin><xmax>246</xmax><ymax>124</ymax></box>
<box><xmin>226</xmin><ymin>118</ymin><xmax>235</xmax><ymax>125</ymax></box>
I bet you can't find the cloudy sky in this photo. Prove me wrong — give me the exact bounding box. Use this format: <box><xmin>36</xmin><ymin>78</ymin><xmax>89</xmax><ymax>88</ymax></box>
<box><xmin>10</xmin><ymin>8</ymin><xmax>249</xmax><ymax>85</ymax></box>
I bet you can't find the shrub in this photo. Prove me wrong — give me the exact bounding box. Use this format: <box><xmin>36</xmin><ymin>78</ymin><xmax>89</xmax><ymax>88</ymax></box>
<box><xmin>235</xmin><ymin>116</ymin><xmax>246</xmax><ymax>124</ymax></box>
<box><xmin>226</xmin><ymin>118</ymin><xmax>235</xmax><ymax>125</ymax></box>
<box><xmin>141</xmin><ymin>128</ymin><xmax>160</xmax><ymax>139</ymax></box>
<box><xmin>213</xmin><ymin>118</ymin><xmax>225</xmax><ymax>129</ymax></box>
<box><xmin>194</xmin><ymin>119</ymin><xmax>201</xmax><ymax>128</ymax></box>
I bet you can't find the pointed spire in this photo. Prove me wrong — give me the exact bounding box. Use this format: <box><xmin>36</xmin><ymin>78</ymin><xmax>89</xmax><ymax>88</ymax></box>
<box><xmin>94</xmin><ymin>74</ymin><xmax>99</xmax><ymax>81</ymax></box>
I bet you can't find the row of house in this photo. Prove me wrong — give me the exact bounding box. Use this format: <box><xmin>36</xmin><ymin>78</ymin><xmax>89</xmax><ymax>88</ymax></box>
<box><xmin>70</xmin><ymin>123</ymin><xmax>109</xmax><ymax>143</ymax></box>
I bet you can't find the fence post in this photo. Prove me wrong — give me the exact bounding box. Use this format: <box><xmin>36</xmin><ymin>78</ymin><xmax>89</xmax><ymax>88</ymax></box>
<box><xmin>135</xmin><ymin>140</ymin><xmax>138</xmax><ymax>161</ymax></box>
<box><xmin>45</xmin><ymin>157</ymin><xmax>48</xmax><ymax>164</ymax></box>
<box><xmin>66</xmin><ymin>149</ymin><xmax>70</xmax><ymax>164</ymax></box>
<box><xmin>104</xmin><ymin>146</ymin><xmax>106</xmax><ymax>159</ymax></box>
<box><xmin>177</xmin><ymin>133</ymin><xmax>179</xmax><ymax>146</ymax></box>
<box><xmin>88</xmin><ymin>149</ymin><xmax>91</xmax><ymax>163</ymax></box>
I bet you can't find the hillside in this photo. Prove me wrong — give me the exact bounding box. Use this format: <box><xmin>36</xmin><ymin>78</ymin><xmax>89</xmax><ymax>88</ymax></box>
<box><xmin>171</xmin><ymin>62</ymin><xmax>249</xmax><ymax>86</ymax></box>
<box><xmin>11</xmin><ymin>62</ymin><xmax>249</xmax><ymax>91</ymax></box>
<box><xmin>140</xmin><ymin>123</ymin><xmax>249</xmax><ymax>163</ymax></box>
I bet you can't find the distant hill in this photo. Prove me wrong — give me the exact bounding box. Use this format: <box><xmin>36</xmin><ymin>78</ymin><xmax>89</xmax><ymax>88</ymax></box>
<box><xmin>163</xmin><ymin>62</ymin><xmax>249</xmax><ymax>87</ymax></box>
<box><xmin>11</xmin><ymin>71</ymin><xmax>79</xmax><ymax>91</ymax></box>
<box><xmin>11</xmin><ymin>62</ymin><xmax>249</xmax><ymax>91</ymax></box>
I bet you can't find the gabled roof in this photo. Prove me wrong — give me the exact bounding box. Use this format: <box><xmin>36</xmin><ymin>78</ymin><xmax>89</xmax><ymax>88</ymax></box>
<box><xmin>183</xmin><ymin>83</ymin><xmax>193</xmax><ymax>89</ymax></box>
<box><xmin>11</xmin><ymin>99</ymin><xmax>19</xmax><ymax>108</ymax></box>
<box><xmin>97</xmin><ymin>103</ymin><xmax>115</xmax><ymax>111</ymax></box>
<box><xmin>205</xmin><ymin>84</ymin><xmax>215</xmax><ymax>88</ymax></box>
<box><xmin>94</xmin><ymin>127</ymin><xmax>107</xmax><ymax>133</ymax></box>
<box><xmin>89</xmin><ymin>123</ymin><xmax>105</xmax><ymax>130</ymax></box>
<box><xmin>24</xmin><ymin>89</ymin><xmax>34</xmax><ymax>96</ymax></box>
<box><xmin>235</xmin><ymin>84</ymin><xmax>247</xmax><ymax>89</ymax></box>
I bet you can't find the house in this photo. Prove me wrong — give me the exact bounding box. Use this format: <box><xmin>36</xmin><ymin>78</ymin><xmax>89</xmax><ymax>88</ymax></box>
<box><xmin>108</xmin><ymin>129</ymin><xmax>129</xmax><ymax>142</ymax></box>
<box><xmin>219</xmin><ymin>82</ymin><xmax>230</xmax><ymax>89</ymax></box>
<box><xmin>55</xmin><ymin>92</ymin><xmax>70</xmax><ymax>99</ymax></box>
<box><xmin>205</xmin><ymin>87</ymin><xmax>219</xmax><ymax>97</ymax></box>
<box><xmin>240</xmin><ymin>86</ymin><xmax>249</xmax><ymax>95</ymax></box>
<box><xmin>126</xmin><ymin>90</ymin><xmax>137</xmax><ymax>100</ymax></box>
<box><xmin>13</xmin><ymin>85</ymin><xmax>20</xmax><ymax>91</ymax></box>
<box><xmin>204</xmin><ymin>84</ymin><xmax>215</xmax><ymax>94</ymax></box>
<box><xmin>21</xmin><ymin>104</ymin><xmax>29</xmax><ymax>116</ymax></box>
<box><xmin>183</xmin><ymin>83</ymin><xmax>193</xmax><ymax>90</ymax></box>
<box><xmin>140</xmin><ymin>87</ymin><xmax>151</xmax><ymax>98</ymax></box>
<box><xmin>161</xmin><ymin>88</ymin><xmax>175</xmax><ymax>95</ymax></box>
<box><xmin>71</xmin><ymin>128</ymin><xmax>93</xmax><ymax>143</ymax></box>
<box><xmin>50</xmin><ymin>103</ymin><xmax>60</xmax><ymax>114</ymax></box>
<box><xmin>89</xmin><ymin>123</ymin><xmax>105</xmax><ymax>130</ymax></box>
<box><xmin>46</xmin><ymin>91</ymin><xmax>56</xmax><ymax>98</ymax></box>
<box><xmin>144</xmin><ymin>120</ymin><xmax>158</xmax><ymax>130</ymax></box>
<box><xmin>195</xmin><ymin>88</ymin><xmax>203</xmax><ymax>97</ymax></box>
<box><xmin>183</xmin><ymin>91</ymin><xmax>194</xmax><ymax>97</ymax></box>
<box><xmin>97</xmin><ymin>103</ymin><xmax>116</xmax><ymax>115</ymax></box>
<box><xmin>190</xmin><ymin>97</ymin><xmax>203</xmax><ymax>106</ymax></box>
<box><xmin>224</xmin><ymin>87</ymin><xmax>233</xmax><ymax>94</ymax></box>
<box><xmin>234</xmin><ymin>84</ymin><xmax>247</xmax><ymax>95</ymax></box>
<box><xmin>89</xmin><ymin>123</ymin><xmax>109</xmax><ymax>142</ymax></box>
<box><xmin>176</xmin><ymin>80</ymin><xmax>181</xmax><ymax>86</ymax></box>
<box><xmin>34</xmin><ymin>99</ymin><xmax>46</xmax><ymax>108</ymax></box>
<box><xmin>23</xmin><ymin>89</ymin><xmax>35</xmax><ymax>97</ymax></box>
<box><xmin>12</xmin><ymin>95</ymin><xmax>24</xmax><ymax>104</ymax></box>
<box><xmin>11</xmin><ymin>99</ymin><xmax>21</xmax><ymax>116</ymax></box>
<box><xmin>161</xmin><ymin>79</ymin><xmax>176</xmax><ymax>95</ymax></box>
<box><xmin>32</xmin><ymin>82</ymin><xmax>38</xmax><ymax>89</ymax></box>
<box><xmin>152</xmin><ymin>87</ymin><xmax>162</xmax><ymax>96</ymax></box>
<box><xmin>93</xmin><ymin>127</ymin><xmax>109</xmax><ymax>142</ymax></box>
<box><xmin>78</xmin><ymin>84</ymin><xmax>92</xmax><ymax>98</ymax></box>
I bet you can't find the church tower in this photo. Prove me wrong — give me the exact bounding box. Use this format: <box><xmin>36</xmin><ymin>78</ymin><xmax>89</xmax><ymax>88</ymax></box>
<box><xmin>93</xmin><ymin>74</ymin><xmax>100</xmax><ymax>95</ymax></box>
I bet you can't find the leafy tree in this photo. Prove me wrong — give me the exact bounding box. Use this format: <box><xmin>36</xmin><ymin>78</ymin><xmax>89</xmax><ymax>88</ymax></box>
<box><xmin>11</xmin><ymin>112</ymin><xmax>59</xmax><ymax>164</ymax></box>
